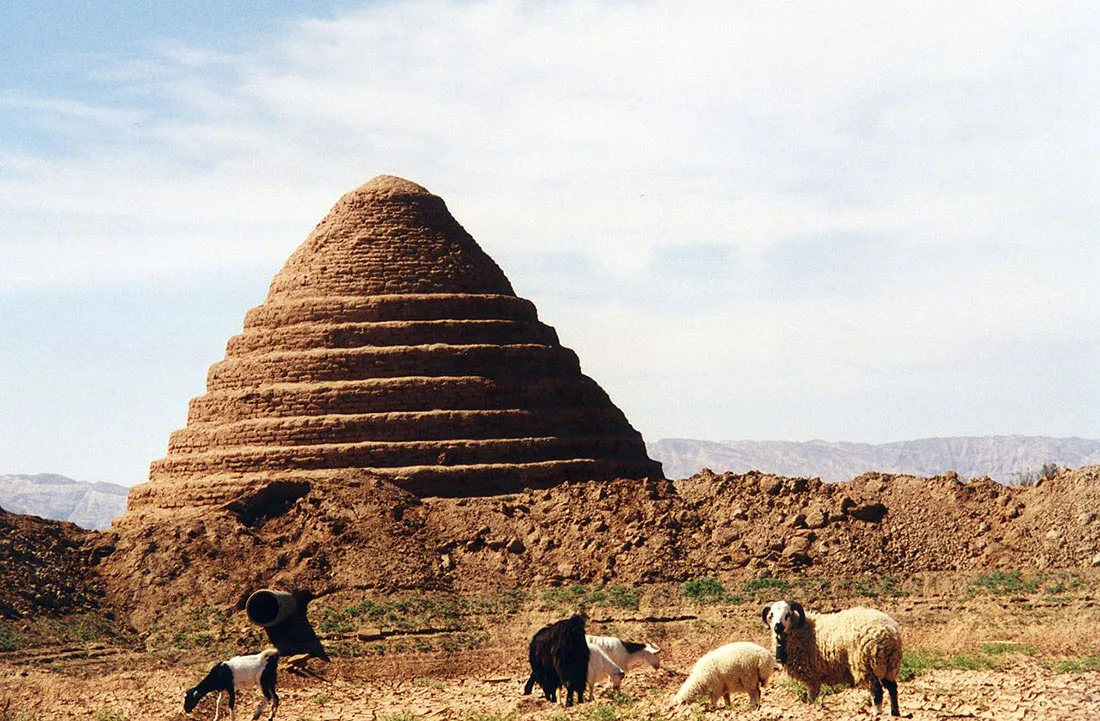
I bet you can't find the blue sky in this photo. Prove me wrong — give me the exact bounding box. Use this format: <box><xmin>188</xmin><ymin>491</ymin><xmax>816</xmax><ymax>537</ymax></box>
<box><xmin>2</xmin><ymin>1</ymin><xmax>1098</xmax><ymax>486</ymax></box>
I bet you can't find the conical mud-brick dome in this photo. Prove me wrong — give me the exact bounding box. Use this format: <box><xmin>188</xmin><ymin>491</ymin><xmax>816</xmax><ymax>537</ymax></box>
<box><xmin>135</xmin><ymin>175</ymin><xmax>662</xmax><ymax>507</ymax></box>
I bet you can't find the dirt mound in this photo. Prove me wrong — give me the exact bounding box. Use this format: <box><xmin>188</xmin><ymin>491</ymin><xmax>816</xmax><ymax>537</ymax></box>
<box><xmin>97</xmin><ymin>466</ymin><xmax>1100</xmax><ymax>630</ymax></box>
<box><xmin>103</xmin><ymin>471</ymin><xmax>440</xmax><ymax>629</ymax></box>
<box><xmin>0</xmin><ymin>507</ymin><xmax>105</xmax><ymax>618</ymax></box>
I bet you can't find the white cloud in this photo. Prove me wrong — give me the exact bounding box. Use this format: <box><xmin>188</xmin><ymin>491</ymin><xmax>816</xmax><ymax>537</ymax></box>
<box><xmin>1</xmin><ymin>0</ymin><xmax>1098</xmax><ymax>482</ymax></box>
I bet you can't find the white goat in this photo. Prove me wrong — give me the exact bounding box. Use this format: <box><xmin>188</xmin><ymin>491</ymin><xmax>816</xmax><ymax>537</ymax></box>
<box><xmin>584</xmin><ymin>634</ymin><xmax>661</xmax><ymax>691</ymax></box>
<box><xmin>674</xmin><ymin>642</ymin><xmax>774</xmax><ymax>708</ymax></box>
<box><xmin>763</xmin><ymin>600</ymin><xmax>902</xmax><ymax>717</ymax></box>
<box><xmin>585</xmin><ymin>644</ymin><xmax>625</xmax><ymax>700</ymax></box>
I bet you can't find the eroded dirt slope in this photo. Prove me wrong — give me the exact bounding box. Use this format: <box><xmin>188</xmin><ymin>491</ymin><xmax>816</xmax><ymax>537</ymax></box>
<box><xmin>93</xmin><ymin>466</ymin><xmax>1100</xmax><ymax>629</ymax></box>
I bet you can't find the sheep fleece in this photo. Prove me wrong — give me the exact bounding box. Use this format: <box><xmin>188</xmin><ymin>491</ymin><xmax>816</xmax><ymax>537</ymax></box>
<box><xmin>786</xmin><ymin>608</ymin><xmax>901</xmax><ymax>688</ymax></box>
<box><xmin>674</xmin><ymin>642</ymin><xmax>774</xmax><ymax>704</ymax></box>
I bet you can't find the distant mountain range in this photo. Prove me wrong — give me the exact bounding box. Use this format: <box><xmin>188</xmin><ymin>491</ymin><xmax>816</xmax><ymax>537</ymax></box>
<box><xmin>0</xmin><ymin>474</ymin><xmax>129</xmax><ymax>530</ymax></box>
<box><xmin>648</xmin><ymin>436</ymin><xmax>1100</xmax><ymax>483</ymax></box>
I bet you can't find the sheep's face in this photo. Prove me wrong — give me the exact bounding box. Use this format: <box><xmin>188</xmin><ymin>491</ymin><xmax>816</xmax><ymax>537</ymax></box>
<box><xmin>762</xmin><ymin>600</ymin><xmax>805</xmax><ymax>664</ymax></box>
<box><xmin>762</xmin><ymin>601</ymin><xmax>800</xmax><ymax>635</ymax></box>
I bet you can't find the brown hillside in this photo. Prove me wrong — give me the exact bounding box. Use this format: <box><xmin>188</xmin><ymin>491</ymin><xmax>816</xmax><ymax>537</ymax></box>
<box><xmin>0</xmin><ymin>507</ymin><xmax>103</xmax><ymax>619</ymax></box>
<box><xmin>96</xmin><ymin>465</ymin><xmax>1100</xmax><ymax>630</ymax></box>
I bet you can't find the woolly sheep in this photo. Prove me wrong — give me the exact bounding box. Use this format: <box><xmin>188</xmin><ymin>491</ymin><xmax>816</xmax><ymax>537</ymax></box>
<box><xmin>763</xmin><ymin>600</ymin><xmax>902</xmax><ymax>717</ymax></box>
<box><xmin>585</xmin><ymin>644</ymin><xmax>625</xmax><ymax>700</ymax></box>
<box><xmin>584</xmin><ymin>635</ymin><xmax>661</xmax><ymax>691</ymax></box>
<box><xmin>673</xmin><ymin>642</ymin><xmax>774</xmax><ymax>708</ymax></box>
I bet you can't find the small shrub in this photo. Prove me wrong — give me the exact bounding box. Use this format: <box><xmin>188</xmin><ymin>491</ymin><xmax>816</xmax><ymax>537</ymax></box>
<box><xmin>682</xmin><ymin>578</ymin><xmax>731</xmax><ymax>604</ymax></box>
<box><xmin>742</xmin><ymin>577</ymin><xmax>791</xmax><ymax>597</ymax></box>
<box><xmin>0</xmin><ymin>625</ymin><xmax>23</xmax><ymax>653</ymax></box>
<box><xmin>604</xmin><ymin>585</ymin><xmax>641</xmax><ymax>610</ymax></box>
<box><xmin>541</xmin><ymin>584</ymin><xmax>589</xmax><ymax>610</ymax></box>
<box><xmin>968</xmin><ymin>569</ymin><xmax>1039</xmax><ymax>596</ymax></box>
<box><xmin>1043</xmin><ymin>572</ymin><xmax>1084</xmax><ymax>596</ymax></box>
<box><xmin>493</xmin><ymin>588</ymin><xmax>529</xmax><ymax>614</ymax></box>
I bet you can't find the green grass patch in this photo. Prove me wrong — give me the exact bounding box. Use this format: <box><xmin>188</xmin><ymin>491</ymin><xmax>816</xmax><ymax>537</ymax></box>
<box><xmin>854</xmin><ymin>575</ymin><xmax>908</xmax><ymax>598</ymax></box>
<box><xmin>776</xmin><ymin>677</ymin><xmax>845</xmax><ymax>703</ymax></box>
<box><xmin>0</xmin><ymin>624</ymin><xmax>24</xmax><ymax>653</ymax></box>
<box><xmin>603</xmin><ymin>584</ymin><xmax>642</xmax><ymax>610</ymax></box>
<box><xmin>794</xmin><ymin>575</ymin><xmax>831</xmax><ymax>595</ymax></box>
<box><xmin>1046</xmin><ymin>655</ymin><xmax>1100</xmax><ymax>673</ymax></box>
<box><xmin>742</xmin><ymin>576</ymin><xmax>791</xmax><ymax>598</ymax></box>
<box><xmin>378</xmin><ymin>711</ymin><xmax>416</xmax><ymax>721</ymax></box>
<box><xmin>604</xmin><ymin>691</ymin><xmax>635</xmax><ymax>706</ymax></box>
<box><xmin>968</xmin><ymin>569</ymin><xmax>1039</xmax><ymax>596</ymax></box>
<box><xmin>540</xmin><ymin>583</ymin><xmax>643</xmax><ymax>611</ymax></box>
<box><xmin>92</xmin><ymin>709</ymin><xmax>125</xmax><ymax>721</ymax></box>
<box><xmin>899</xmin><ymin>648</ymin><xmax>1000</xmax><ymax>681</ymax></box>
<box><xmin>320</xmin><ymin>592</ymin><xmax>468</xmax><ymax>635</ymax></box>
<box><xmin>462</xmin><ymin>713</ymin><xmax>517</xmax><ymax>721</ymax></box>
<box><xmin>682</xmin><ymin>577</ymin><xmax>740</xmax><ymax>604</ymax></box>
<box><xmin>580</xmin><ymin>704</ymin><xmax>619</xmax><ymax>721</ymax></box>
<box><xmin>1043</xmin><ymin>572</ymin><xmax>1085</xmax><ymax>596</ymax></box>
<box><xmin>412</xmin><ymin>677</ymin><xmax>446</xmax><ymax>690</ymax></box>
<box><xmin>981</xmin><ymin>641</ymin><xmax>1038</xmax><ymax>656</ymax></box>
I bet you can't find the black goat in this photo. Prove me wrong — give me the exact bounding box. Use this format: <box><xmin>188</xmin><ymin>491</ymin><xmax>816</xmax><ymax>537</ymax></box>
<box><xmin>184</xmin><ymin>648</ymin><xmax>279</xmax><ymax>721</ymax></box>
<box><xmin>522</xmin><ymin>614</ymin><xmax>589</xmax><ymax>706</ymax></box>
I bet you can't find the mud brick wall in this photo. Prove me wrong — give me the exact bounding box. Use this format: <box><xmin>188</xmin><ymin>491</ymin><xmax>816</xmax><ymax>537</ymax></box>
<box><xmin>136</xmin><ymin>175</ymin><xmax>662</xmax><ymax>508</ymax></box>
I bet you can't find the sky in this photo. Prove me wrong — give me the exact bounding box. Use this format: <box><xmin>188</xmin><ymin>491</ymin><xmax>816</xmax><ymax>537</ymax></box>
<box><xmin>1</xmin><ymin>1</ymin><xmax>1098</xmax><ymax>488</ymax></box>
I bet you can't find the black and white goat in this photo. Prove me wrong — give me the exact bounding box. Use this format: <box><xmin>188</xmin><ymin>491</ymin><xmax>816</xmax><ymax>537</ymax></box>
<box><xmin>184</xmin><ymin>648</ymin><xmax>280</xmax><ymax>721</ymax></box>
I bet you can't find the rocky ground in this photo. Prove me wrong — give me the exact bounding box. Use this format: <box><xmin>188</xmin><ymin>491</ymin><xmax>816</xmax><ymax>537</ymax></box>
<box><xmin>0</xmin><ymin>508</ymin><xmax>104</xmax><ymax>619</ymax></box>
<box><xmin>3</xmin><ymin>467</ymin><xmax>1100</xmax><ymax>718</ymax></box>
<box><xmin>96</xmin><ymin>465</ymin><xmax>1100</xmax><ymax>630</ymax></box>
<box><xmin>3</xmin><ymin>580</ymin><xmax>1099</xmax><ymax>719</ymax></box>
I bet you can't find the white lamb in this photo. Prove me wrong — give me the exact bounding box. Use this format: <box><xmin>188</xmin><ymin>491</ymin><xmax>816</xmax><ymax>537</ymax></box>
<box><xmin>585</xmin><ymin>644</ymin><xmax>625</xmax><ymax>701</ymax></box>
<box><xmin>584</xmin><ymin>634</ymin><xmax>661</xmax><ymax>691</ymax></box>
<box><xmin>673</xmin><ymin>641</ymin><xmax>774</xmax><ymax>708</ymax></box>
<box><xmin>763</xmin><ymin>600</ymin><xmax>902</xmax><ymax>717</ymax></box>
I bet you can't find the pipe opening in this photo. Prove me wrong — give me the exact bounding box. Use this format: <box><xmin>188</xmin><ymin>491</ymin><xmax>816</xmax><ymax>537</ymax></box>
<box><xmin>246</xmin><ymin>589</ymin><xmax>283</xmax><ymax>626</ymax></box>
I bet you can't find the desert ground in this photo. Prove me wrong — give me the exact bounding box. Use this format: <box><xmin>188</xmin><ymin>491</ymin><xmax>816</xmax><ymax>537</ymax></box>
<box><xmin>3</xmin><ymin>570</ymin><xmax>1099</xmax><ymax>720</ymax></box>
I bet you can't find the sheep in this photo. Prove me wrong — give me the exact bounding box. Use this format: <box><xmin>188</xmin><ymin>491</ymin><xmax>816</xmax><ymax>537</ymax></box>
<box><xmin>184</xmin><ymin>648</ymin><xmax>279</xmax><ymax>721</ymax></box>
<box><xmin>585</xmin><ymin>644</ymin><xmax>625</xmax><ymax>700</ymax></box>
<box><xmin>522</xmin><ymin>614</ymin><xmax>590</xmax><ymax>705</ymax></box>
<box><xmin>585</xmin><ymin>634</ymin><xmax>661</xmax><ymax>691</ymax></box>
<box><xmin>673</xmin><ymin>642</ymin><xmax>774</xmax><ymax>708</ymax></box>
<box><xmin>762</xmin><ymin>600</ymin><xmax>902</xmax><ymax>717</ymax></box>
